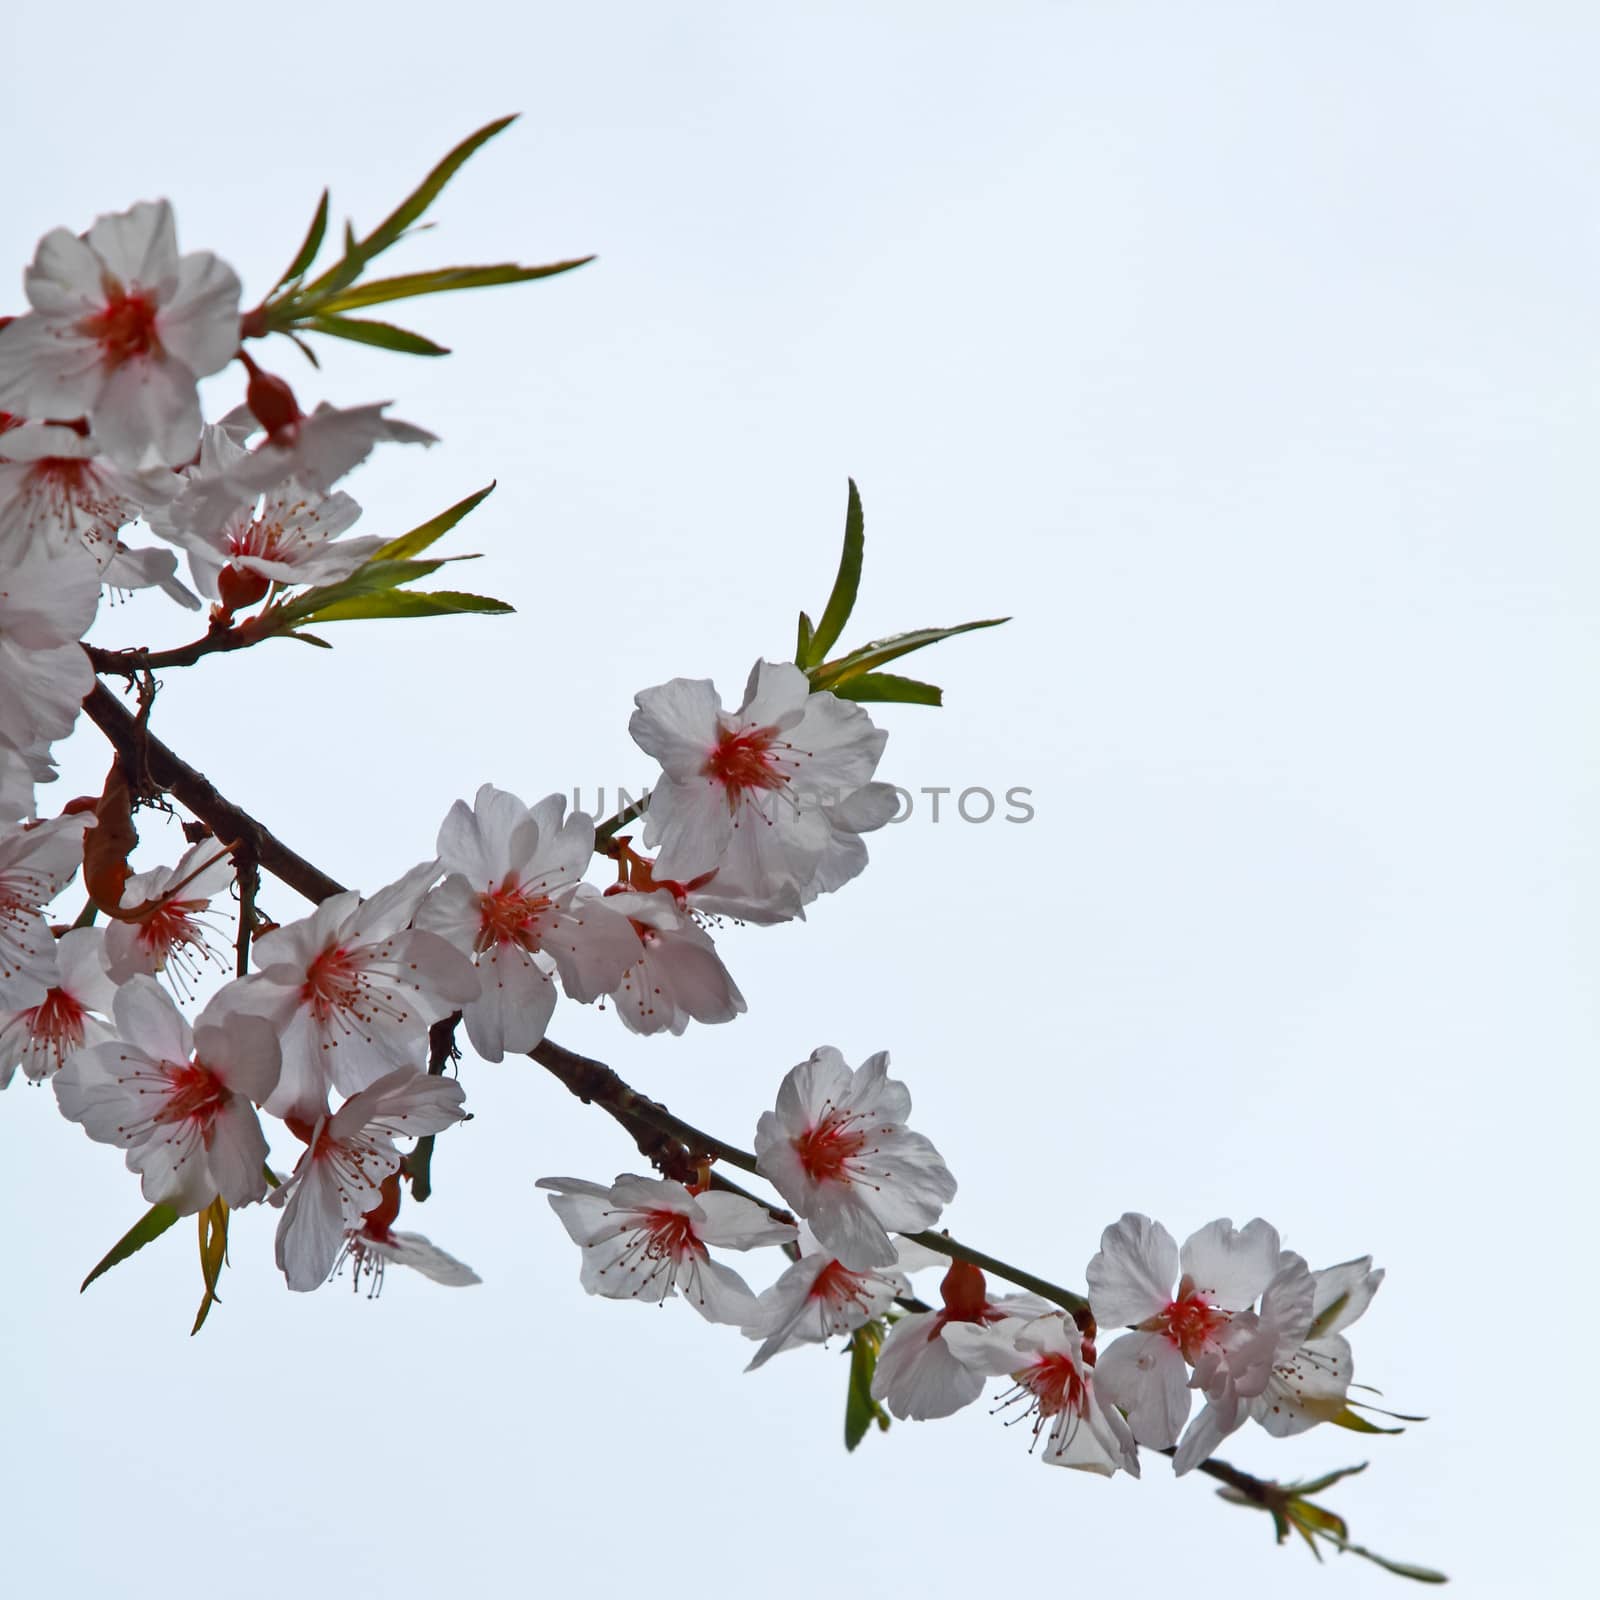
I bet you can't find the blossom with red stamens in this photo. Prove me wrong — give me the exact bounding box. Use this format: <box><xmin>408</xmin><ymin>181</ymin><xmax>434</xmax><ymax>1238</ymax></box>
<box><xmin>271</xmin><ymin>1067</ymin><xmax>468</xmax><ymax>1292</ymax></box>
<box><xmin>0</xmin><ymin>926</ymin><xmax>116</xmax><ymax>1087</ymax></box>
<box><xmin>0</xmin><ymin>811</ymin><xmax>92</xmax><ymax>1010</ymax></box>
<box><xmin>754</xmin><ymin>1046</ymin><xmax>956</xmax><ymax>1270</ymax></box>
<box><xmin>53</xmin><ymin>976</ymin><xmax>280</xmax><ymax>1213</ymax></box>
<box><xmin>629</xmin><ymin>660</ymin><xmax>896</xmax><ymax>920</ymax></box>
<box><xmin>538</xmin><ymin>1172</ymin><xmax>796</xmax><ymax>1324</ymax></box>
<box><xmin>104</xmin><ymin>839</ymin><xmax>235</xmax><ymax>998</ymax></box>
<box><xmin>0</xmin><ymin>200</ymin><xmax>240</xmax><ymax>469</ymax></box>
<box><xmin>417</xmin><ymin>785</ymin><xmax>641</xmax><ymax>1061</ymax></box>
<box><xmin>943</xmin><ymin>1312</ymin><xmax>1141</xmax><ymax>1477</ymax></box>
<box><xmin>1087</xmin><ymin>1212</ymin><xmax>1316</xmax><ymax>1472</ymax></box>
<box><xmin>601</xmin><ymin>885</ymin><xmax>745</xmax><ymax>1037</ymax></box>
<box><xmin>870</xmin><ymin>1260</ymin><xmax>1054</xmax><ymax>1421</ymax></box>
<box><xmin>334</xmin><ymin>1174</ymin><xmax>481</xmax><ymax>1297</ymax></box>
<box><xmin>741</xmin><ymin>1226</ymin><xmax>941</xmax><ymax>1370</ymax></box>
<box><xmin>220</xmin><ymin>859</ymin><xmax>478</xmax><ymax>1119</ymax></box>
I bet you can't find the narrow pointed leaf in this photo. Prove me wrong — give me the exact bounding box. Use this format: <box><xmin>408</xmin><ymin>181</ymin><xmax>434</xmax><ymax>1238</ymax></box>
<box><xmin>1327</xmin><ymin>1539</ymin><xmax>1449</xmax><ymax>1584</ymax></box>
<box><xmin>318</xmin><ymin>258</ymin><xmax>593</xmax><ymax>313</ymax></box>
<box><xmin>301</xmin><ymin>589</ymin><xmax>514</xmax><ymax>624</ymax></box>
<box><xmin>805</xmin><ymin>479</ymin><xmax>865</xmax><ymax>667</ymax></box>
<box><xmin>271</xmin><ymin>557</ymin><xmax>451</xmax><ymax>627</ymax></box>
<box><xmin>796</xmin><ymin>610</ymin><xmax>815</xmax><ymax>665</ymax></box>
<box><xmin>286</xmin><ymin>631</ymin><xmax>333</xmax><ymax>649</ymax></box>
<box><xmin>271</xmin><ymin>188</ymin><xmax>330</xmax><ymax>292</ymax></box>
<box><xmin>810</xmin><ymin>618</ymin><xmax>1008</xmax><ymax>691</ymax></box>
<box><xmin>305</xmin><ymin>314</ymin><xmax>450</xmax><ymax>357</ymax></box>
<box><xmin>375</xmin><ymin>483</ymin><xmax>495</xmax><ymax>562</ymax></box>
<box><xmin>191</xmin><ymin>1197</ymin><xmax>229</xmax><ymax>1337</ymax></box>
<box><xmin>831</xmin><ymin>671</ymin><xmax>942</xmax><ymax>707</ymax></box>
<box><xmin>1289</xmin><ymin>1461</ymin><xmax>1368</xmax><ymax>1497</ymax></box>
<box><xmin>1329</xmin><ymin>1405</ymin><xmax>1405</xmax><ymax>1435</ymax></box>
<box><xmin>81</xmin><ymin>1203</ymin><xmax>180</xmax><ymax>1292</ymax></box>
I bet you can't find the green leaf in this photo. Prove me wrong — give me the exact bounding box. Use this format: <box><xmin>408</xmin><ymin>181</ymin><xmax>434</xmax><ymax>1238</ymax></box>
<box><xmin>81</xmin><ymin>1203</ymin><xmax>180</xmax><ymax>1293</ymax></box>
<box><xmin>809</xmin><ymin>618</ymin><xmax>1008</xmax><ymax>692</ymax></box>
<box><xmin>844</xmin><ymin>1321</ymin><xmax>891</xmax><ymax>1451</ymax></box>
<box><xmin>1326</xmin><ymin>1538</ymin><xmax>1450</xmax><ymax>1584</ymax></box>
<box><xmin>803</xmin><ymin>478</ymin><xmax>865</xmax><ymax>668</ymax></box>
<box><xmin>1329</xmin><ymin>1405</ymin><xmax>1406</xmax><ymax>1435</ymax></box>
<box><xmin>305</xmin><ymin>314</ymin><xmax>450</xmax><ymax>357</ymax></box>
<box><xmin>299</xmin><ymin>116</ymin><xmax>519</xmax><ymax>302</ymax></box>
<box><xmin>832</xmin><ymin>671</ymin><xmax>942</xmax><ymax>707</ymax></box>
<box><xmin>271</xmin><ymin>188</ymin><xmax>330</xmax><ymax>292</ymax></box>
<box><xmin>375</xmin><ymin>482</ymin><xmax>496</xmax><ymax>562</ymax></box>
<box><xmin>191</xmin><ymin>1197</ymin><xmax>228</xmax><ymax>1337</ymax></box>
<box><xmin>270</xmin><ymin>557</ymin><xmax>451</xmax><ymax>628</ymax></box>
<box><xmin>1289</xmin><ymin>1461</ymin><xmax>1368</xmax><ymax>1497</ymax></box>
<box><xmin>286</xmin><ymin>630</ymin><xmax>333</xmax><ymax>648</ymax></box>
<box><xmin>796</xmin><ymin>610</ymin><xmax>815</xmax><ymax>665</ymax></box>
<box><xmin>317</xmin><ymin>258</ymin><xmax>593</xmax><ymax>313</ymax></box>
<box><xmin>302</xmin><ymin>589</ymin><xmax>514</xmax><ymax>624</ymax></box>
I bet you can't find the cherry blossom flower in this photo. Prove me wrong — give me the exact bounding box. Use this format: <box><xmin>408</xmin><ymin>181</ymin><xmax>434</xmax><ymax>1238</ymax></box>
<box><xmin>0</xmin><ymin>421</ymin><xmax>177</xmax><ymax>569</ymax></box>
<box><xmin>0</xmin><ymin>549</ymin><xmax>99</xmax><ymax>752</ymax></box>
<box><xmin>53</xmin><ymin>976</ymin><xmax>280</xmax><ymax>1213</ymax></box>
<box><xmin>220</xmin><ymin>860</ymin><xmax>479</xmax><ymax>1118</ymax></box>
<box><xmin>943</xmin><ymin>1312</ymin><xmax>1141</xmax><ymax>1477</ymax></box>
<box><xmin>416</xmin><ymin>785</ymin><xmax>641</xmax><ymax>1061</ymax></box>
<box><xmin>0</xmin><ymin>201</ymin><xmax>241</xmax><ymax>469</ymax></box>
<box><xmin>537</xmin><ymin>1173</ymin><xmax>796</xmax><ymax>1324</ymax></box>
<box><xmin>333</xmin><ymin>1175</ymin><xmax>480</xmax><ymax>1296</ymax></box>
<box><xmin>1087</xmin><ymin>1212</ymin><xmax>1304</xmax><ymax>1466</ymax></box>
<box><xmin>630</xmin><ymin>660</ymin><xmax>894</xmax><ymax>916</ymax></box>
<box><xmin>600</xmin><ymin>886</ymin><xmax>745</xmax><ymax>1036</ymax></box>
<box><xmin>104</xmin><ymin>839</ymin><xmax>235</xmax><ymax>996</ymax></box>
<box><xmin>151</xmin><ymin>423</ymin><xmax>381</xmax><ymax>606</ymax></box>
<box><xmin>271</xmin><ymin>1067</ymin><xmax>468</xmax><ymax>1292</ymax></box>
<box><xmin>754</xmin><ymin>1046</ymin><xmax>957</xmax><ymax>1270</ymax></box>
<box><xmin>1246</xmin><ymin>1256</ymin><xmax>1383</xmax><ymax>1438</ymax></box>
<box><xmin>0</xmin><ymin>811</ymin><xmax>92</xmax><ymax>1010</ymax></box>
<box><xmin>741</xmin><ymin>1227</ymin><xmax>940</xmax><ymax>1370</ymax></box>
<box><xmin>870</xmin><ymin>1259</ymin><xmax>1053</xmax><ymax>1421</ymax></box>
<box><xmin>1172</xmin><ymin>1251</ymin><xmax>1315</xmax><ymax>1474</ymax></box>
<box><xmin>0</xmin><ymin>927</ymin><xmax>116</xmax><ymax>1087</ymax></box>
<box><xmin>163</xmin><ymin>401</ymin><xmax>435</xmax><ymax>536</ymax></box>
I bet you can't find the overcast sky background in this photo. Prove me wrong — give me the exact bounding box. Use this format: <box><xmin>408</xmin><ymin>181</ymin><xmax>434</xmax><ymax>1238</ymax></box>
<box><xmin>2</xmin><ymin>3</ymin><xmax>1594</xmax><ymax>1594</ymax></box>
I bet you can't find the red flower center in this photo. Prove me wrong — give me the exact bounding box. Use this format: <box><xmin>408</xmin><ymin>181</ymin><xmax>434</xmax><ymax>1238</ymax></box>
<box><xmin>1024</xmin><ymin>1351</ymin><xmax>1089</xmax><ymax>1419</ymax></box>
<box><xmin>81</xmin><ymin>284</ymin><xmax>161</xmax><ymax>369</ymax></box>
<box><xmin>1160</xmin><ymin>1288</ymin><xmax>1228</xmax><ymax>1362</ymax></box>
<box><xmin>793</xmin><ymin>1110</ymin><xmax>868</xmax><ymax>1183</ymax></box>
<box><xmin>702</xmin><ymin>723</ymin><xmax>785</xmax><ymax>804</ymax></box>
<box><xmin>475</xmin><ymin>879</ymin><xmax>554</xmax><ymax>952</ymax></box>
<box><xmin>640</xmin><ymin>1208</ymin><xmax>702</xmax><ymax>1262</ymax></box>
<box><xmin>154</xmin><ymin>1061</ymin><xmax>227</xmax><ymax>1131</ymax></box>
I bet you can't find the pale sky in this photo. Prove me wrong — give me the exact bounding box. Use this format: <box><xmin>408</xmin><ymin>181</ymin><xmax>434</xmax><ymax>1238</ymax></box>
<box><xmin>2</xmin><ymin>3</ymin><xmax>1594</xmax><ymax>1595</ymax></box>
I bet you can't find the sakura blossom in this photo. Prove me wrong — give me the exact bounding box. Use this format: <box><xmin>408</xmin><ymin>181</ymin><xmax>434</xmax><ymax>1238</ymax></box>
<box><xmin>151</xmin><ymin>421</ymin><xmax>381</xmax><ymax>606</ymax></box>
<box><xmin>271</xmin><ymin>1067</ymin><xmax>468</xmax><ymax>1292</ymax></box>
<box><xmin>103</xmin><ymin>838</ymin><xmax>235</xmax><ymax>996</ymax></box>
<box><xmin>219</xmin><ymin>860</ymin><xmax>479</xmax><ymax>1119</ymax></box>
<box><xmin>0</xmin><ymin>927</ymin><xmax>117</xmax><ymax>1087</ymax></box>
<box><xmin>53</xmin><ymin>976</ymin><xmax>280</xmax><ymax>1213</ymax></box>
<box><xmin>754</xmin><ymin>1046</ymin><xmax>956</xmax><ymax>1270</ymax></box>
<box><xmin>0</xmin><ymin>548</ymin><xmax>99</xmax><ymax>752</ymax></box>
<box><xmin>741</xmin><ymin>1227</ymin><xmax>940</xmax><ymax>1370</ymax></box>
<box><xmin>870</xmin><ymin>1259</ymin><xmax>1054</xmax><ymax>1421</ymax></box>
<box><xmin>162</xmin><ymin>401</ymin><xmax>435</xmax><ymax>537</ymax></box>
<box><xmin>0</xmin><ymin>421</ymin><xmax>177</xmax><ymax>569</ymax></box>
<box><xmin>0</xmin><ymin>200</ymin><xmax>241</xmax><ymax>469</ymax></box>
<box><xmin>1087</xmin><ymin>1212</ymin><xmax>1317</xmax><ymax>1473</ymax></box>
<box><xmin>538</xmin><ymin>1173</ymin><xmax>796</xmax><ymax>1324</ymax></box>
<box><xmin>1247</xmin><ymin>1256</ymin><xmax>1384</xmax><ymax>1437</ymax></box>
<box><xmin>416</xmin><ymin>785</ymin><xmax>641</xmax><ymax>1060</ymax></box>
<box><xmin>943</xmin><ymin>1312</ymin><xmax>1141</xmax><ymax>1477</ymax></box>
<box><xmin>0</xmin><ymin>811</ymin><xmax>92</xmax><ymax>1010</ymax></box>
<box><xmin>600</xmin><ymin>886</ymin><xmax>745</xmax><ymax>1036</ymax></box>
<box><xmin>333</xmin><ymin>1175</ymin><xmax>480</xmax><ymax>1296</ymax></box>
<box><xmin>629</xmin><ymin>660</ymin><xmax>895</xmax><ymax>918</ymax></box>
